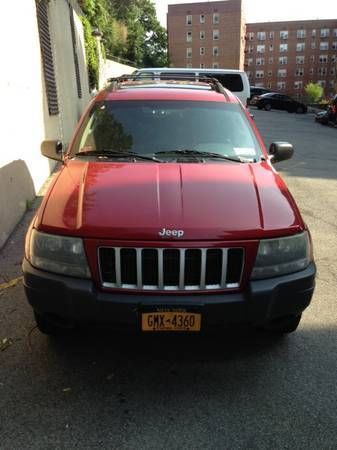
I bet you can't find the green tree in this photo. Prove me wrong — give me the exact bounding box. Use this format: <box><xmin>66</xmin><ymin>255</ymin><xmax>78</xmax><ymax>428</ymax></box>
<box><xmin>79</xmin><ymin>0</ymin><xmax>168</xmax><ymax>68</ymax></box>
<box><xmin>304</xmin><ymin>82</ymin><xmax>324</xmax><ymax>103</ymax></box>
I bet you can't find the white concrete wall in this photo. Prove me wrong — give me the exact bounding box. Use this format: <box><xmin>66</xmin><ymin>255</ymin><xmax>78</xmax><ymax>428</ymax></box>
<box><xmin>0</xmin><ymin>0</ymin><xmax>90</xmax><ymax>248</ymax></box>
<box><xmin>99</xmin><ymin>58</ymin><xmax>137</xmax><ymax>89</ymax></box>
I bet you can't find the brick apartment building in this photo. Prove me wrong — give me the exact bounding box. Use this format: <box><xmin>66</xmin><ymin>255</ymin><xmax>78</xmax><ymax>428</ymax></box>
<box><xmin>167</xmin><ymin>0</ymin><xmax>245</xmax><ymax>70</ymax></box>
<box><xmin>245</xmin><ymin>20</ymin><xmax>337</xmax><ymax>98</ymax></box>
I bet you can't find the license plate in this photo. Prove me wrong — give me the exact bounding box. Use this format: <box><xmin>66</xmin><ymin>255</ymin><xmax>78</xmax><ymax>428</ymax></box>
<box><xmin>141</xmin><ymin>312</ymin><xmax>201</xmax><ymax>332</ymax></box>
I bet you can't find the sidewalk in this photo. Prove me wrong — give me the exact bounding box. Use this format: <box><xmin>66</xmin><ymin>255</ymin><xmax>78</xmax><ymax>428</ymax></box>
<box><xmin>0</xmin><ymin>169</ymin><xmax>59</xmax><ymax>287</ymax></box>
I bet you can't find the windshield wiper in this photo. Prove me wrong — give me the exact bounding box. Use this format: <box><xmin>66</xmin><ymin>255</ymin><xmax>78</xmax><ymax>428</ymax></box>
<box><xmin>74</xmin><ymin>150</ymin><xmax>162</xmax><ymax>163</ymax></box>
<box><xmin>154</xmin><ymin>149</ymin><xmax>246</xmax><ymax>163</ymax></box>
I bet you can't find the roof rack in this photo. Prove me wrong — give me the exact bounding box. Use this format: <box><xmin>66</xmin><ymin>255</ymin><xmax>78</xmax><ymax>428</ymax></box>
<box><xmin>106</xmin><ymin>73</ymin><xmax>227</xmax><ymax>95</ymax></box>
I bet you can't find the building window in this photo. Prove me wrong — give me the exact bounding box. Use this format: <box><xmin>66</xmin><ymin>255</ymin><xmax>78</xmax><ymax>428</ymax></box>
<box><xmin>213</xmin><ymin>46</ymin><xmax>219</xmax><ymax>57</ymax></box>
<box><xmin>257</xmin><ymin>31</ymin><xmax>266</xmax><ymax>41</ymax></box>
<box><xmin>256</xmin><ymin>57</ymin><xmax>265</xmax><ymax>65</ymax></box>
<box><xmin>248</xmin><ymin>32</ymin><xmax>254</xmax><ymax>40</ymax></box>
<box><xmin>267</xmin><ymin>82</ymin><xmax>272</xmax><ymax>89</ymax></box>
<box><xmin>297</xmin><ymin>29</ymin><xmax>306</xmax><ymax>39</ymax></box>
<box><xmin>200</xmin><ymin>14</ymin><xmax>205</xmax><ymax>24</ymax></box>
<box><xmin>186</xmin><ymin>31</ymin><xmax>192</xmax><ymax>42</ymax></box>
<box><xmin>268</xmin><ymin>56</ymin><xmax>274</xmax><ymax>64</ymax></box>
<box><xmin>186</xmin><ymin>47</ymin><xmax>192</xmax><ymax>58</ymax></box>
<box><xmin>320</xmin><ymin>28</ymin><xmax>330</xmax><ymax>37</ymax></box>
<box><xmin>310</xmin><ymin>55</ymin><xmax>315</xmax><ymax>62</ymax></box>
<box><xmin>268</xmin><ymin>70</ymin><xmax>272</xmax><ymax>77</ymax></box>
<box><xmin>279</xmin><ymin>44</ymin><xmax>288</xmax><ymax>52</ymax></box>
<box><xmin>269</xmin><ymin>44</ymin><xmax>273</xmax><ymax>52</ymax></box>
<box><xmin>277</xmin><ymin>81</ymin><xmax>286</xmax><ymax>90</ymax></box>
<box><xmin>317</xmin><ymin>80</ymin><xmax>326</xmax><ymax>88</ymax></box>
<box><xmin>200</xmin><ymin>30</ymin><xmax>205</xmax><ymax>40</ymax></box>
<box><xmin>296</xmin><ymin>56</ymin><xmax>305</xmax><ymax>64</ymax></box>
<box><xmin>319</xmin><ymin>55</ymin><xmax>328</xmax><ymax>63</ymax></box>
<box><xmin>332</xmin><ymin>41</ymin><xmax>337</xmax><ymax>50</ymax></box>
<box><xmin>279</xmin><ymin>56</ymin><xmax>288</xmax><ymax>65</ymax></box>
<box><xmin>320</xmin><ymin>42</ymin><xmax>329</xmax><ymax>50</ymax></box>
<box><xmin>257</xmin><ymin>44</ymin><xmax>265</xmax><ymax>53</ymax></box>
<box><xmin>312</xmin><ymin>29</ymin><xmax>316</xmax><ymax>37</ymax></box>
<box><xmin>186</xmin><ymin>15</ymin><xmax>192</xmax><ymax>25</ymax></box>
<box><xmin>333</xmin><ymin>29</ymin><xmax>337</xmax><ymax>37</ymax></box>
<box><xmin>280</xmin><ymin>30</ymin><xmax>288</xmax><ymax>39</ymax></box>
<box><xmin>213</xmin><ymin>13</ymin><xmax>219</xmax><ymax>24</ymax></box>
<box><xmin>248</xmin><ymin>45</ymin><xmax>254</xmax><ymax>53</ymax></box>
<box><xmin>309</xmin><ymin>68</ymin><xmax>314</xmax><ymax>75</ymax></box>
<box><xmin>200</xmin><ymin>63</ymin><xmax>205</xmax><ymax>68</ymax></box>
<box><xmin>247</xmin><ymin>58</ymin><xmax>253</xmax><ymax>66</ymax></box>
<box><xmin>330</xmin><ymin>80</ymin><xmax>336</xmax><ymax>88</ymax></box>
<box><xmin>318</xmin><ymin>67</ymin><xmax>328</xmax><ymax>76</ymax></box>
<box><xmin>269</xmin><ymin>31</ymin><xmax>274</xmax><ymax>40</ymax></box>
<box><xmin>212</xmin><ymin>62</ymin><xmax>219</xmax><ymax>69</ymax></box>
<box><xmin>295</xmin><ymin>68</ymin><xmax>304</xmax><ymax>76</ymax></box>
<box><xmin>213</xmin><ymin>29</ymin><xmax>219</xmax><ymax>40</ymax></box>
<box><xmin>200</xmin><ymin>47</ymin><xmax>205</xmax><ymax>56</ymax></box>
<box><xmin>296</xmin><ymin>43</ymin><xmax>305</xmax><ymax>52</ymax></box>
<box><xmin>294</xmin><ymin>81</ymin><xmax>303</xmax><ymax>89</ymax></box>
<box><xmin>331</xmin><ymin>55</ymin><xmax>337</xmax><ymax>63</ymax></box>
<box><xmin>36</xmin><ymin>0</ymin><xmax>59</xmax><ymax>115</ymax></box>
<box><xmin>278</xmin><ymin>69</ymin><xmax>287</xmax><ymax>78</ymax></box>
<box><xmin>311</xmin><ymin>42</ymin><xmax>316</xmax><ymax>49</ymax></box>
<box><xmin>330</xmin><ymin>67</ymin><xmax>336</xmax><ymax>76</ymax></box>
<box><xmin>255</xmin><ymin>70</ymin><xmax>264</xmax><ymax>79</ymax></box>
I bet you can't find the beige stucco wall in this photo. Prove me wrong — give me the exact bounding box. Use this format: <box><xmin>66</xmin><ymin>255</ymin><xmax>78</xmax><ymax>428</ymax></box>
<box><xmin>99</xmin><ymin>58</ymin><xmax>136</xmax><ymax>89</ymax></box>
<box><xmin>0</xmin><ymin>0</ymin><xmax>90</xmax><ymax>248</ymax></box>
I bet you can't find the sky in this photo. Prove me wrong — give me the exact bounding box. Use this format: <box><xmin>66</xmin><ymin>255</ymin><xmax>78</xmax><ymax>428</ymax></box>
<box><xmin>154</xmin><ymin>0</ymin><xmax>337</xmax><ymax>27</ymax></box>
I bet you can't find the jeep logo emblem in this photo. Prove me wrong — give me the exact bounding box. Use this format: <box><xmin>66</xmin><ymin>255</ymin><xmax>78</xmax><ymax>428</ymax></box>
<box><xmin>158</xmin><ymin>228</ymin><xmax>184</xmax><ymax>238</ymax></box>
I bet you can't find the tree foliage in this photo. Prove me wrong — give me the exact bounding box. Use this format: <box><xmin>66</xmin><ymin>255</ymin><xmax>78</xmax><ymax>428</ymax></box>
<box><xmin>304</xmin><ymin>82</ymin><xmax>324</xmax><ymax>103</ymax></box>
<box><xmin>79</xmin><ymin>0</ymin><xmax>167</xmax><ymax>67</ymax></box>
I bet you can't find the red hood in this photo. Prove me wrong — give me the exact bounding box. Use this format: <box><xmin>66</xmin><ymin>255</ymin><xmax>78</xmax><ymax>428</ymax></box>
<box><xmin>38</xmin><ymin>160</ymin><xmax>304</xmax><ymax>240</ymax></box>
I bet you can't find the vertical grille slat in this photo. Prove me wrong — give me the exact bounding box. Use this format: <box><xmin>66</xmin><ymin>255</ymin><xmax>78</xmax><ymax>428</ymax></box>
<box><xmin>200</xmin><ymin>249</ymin><xmax>207</xmax><ymax>289</ymax></box>
<box><xmin>179</xmin><ymin>249</ymin><xmax>186</xmax><ymax>289</ymax></box>
<box><xmin>99</xmin><ymin>247</ymin><xmax>244</xmax><ymax>291</ymax></box>
<box><xmin>158</xmin><ymin>249</ymin><xmax>164</xmax><ymax>289</ymax></box>
<box><xmin>115</xmin><ymin>248</ymin><xmax>121</xmax><ymax>287</ymax></box>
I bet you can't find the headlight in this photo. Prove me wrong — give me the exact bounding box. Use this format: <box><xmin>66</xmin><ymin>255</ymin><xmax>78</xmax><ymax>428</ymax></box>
<box><xmin>251</xmin><ymin>232</ymin><xmax>312</xmax><ymax>280</ymax></box>
<box><xmin>29</xmin><ymin>230</ymin><xmax>91</xmax><ymax>278</ymax></box>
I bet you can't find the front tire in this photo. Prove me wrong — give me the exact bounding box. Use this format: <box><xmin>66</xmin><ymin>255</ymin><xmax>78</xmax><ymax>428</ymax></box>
<box><xmin>264</xmin><ymin>103</ymin><xmax>272</xmax><ymax>111</ymax></box>
<box><xmin>263</xmin><ymin>314</ymin><xmax>302</xmax><ymax>334</ymax></box>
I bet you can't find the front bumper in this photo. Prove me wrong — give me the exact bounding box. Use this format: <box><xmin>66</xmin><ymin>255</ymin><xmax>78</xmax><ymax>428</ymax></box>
<box><xmin>23</xmin><ymin>259</ymin><xmax>316</xmax><ymax>330</ymax></box>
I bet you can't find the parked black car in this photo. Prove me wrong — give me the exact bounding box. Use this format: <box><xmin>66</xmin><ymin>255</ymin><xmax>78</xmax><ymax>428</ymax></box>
<box><xmin>249</xmin><ymin>86</ymin><xmax>272</xmax><ymax>103</ymax></box>
<box><xmin>255</xmin><ymin>93</ymin><xmax>307</xmax><ymax>113</ymax></box>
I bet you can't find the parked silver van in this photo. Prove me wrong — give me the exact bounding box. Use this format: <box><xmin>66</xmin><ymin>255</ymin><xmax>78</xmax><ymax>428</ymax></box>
<box><xmin>134</xmin><ymin>68</ymin><xmax>251</xmax><ymax>106</ymax></box>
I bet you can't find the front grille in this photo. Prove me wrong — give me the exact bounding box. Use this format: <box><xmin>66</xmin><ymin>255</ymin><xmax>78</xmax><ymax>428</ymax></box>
<box><xmin>99</xmin><ymin>247</ymin><xmax>244</xmax><ymax>291</ymax></box>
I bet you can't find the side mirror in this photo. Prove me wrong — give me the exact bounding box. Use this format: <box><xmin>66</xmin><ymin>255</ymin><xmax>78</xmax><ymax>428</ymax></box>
<box><xmin>269</xmin><ymin>142</ymin><xmax>294</xmax><ymax>163</ymax></box>
<box><xmin>41</xmin><ymin>140</ymin><xmax>64</xmax><ymax>161</ymax></box>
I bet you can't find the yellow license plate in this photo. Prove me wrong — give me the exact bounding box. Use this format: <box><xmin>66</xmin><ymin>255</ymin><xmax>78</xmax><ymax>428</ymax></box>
<box><xmin>142</xmin><ymin>312</ymin><xmax>201</xmax><ymax>332</ymax></box>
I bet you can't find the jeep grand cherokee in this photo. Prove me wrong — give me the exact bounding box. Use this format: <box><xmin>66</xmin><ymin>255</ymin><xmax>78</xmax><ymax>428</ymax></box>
<box><xmin>23</xmin><ymin>76</ymin><xmax>315</xmax><ymax>335</ymax></box>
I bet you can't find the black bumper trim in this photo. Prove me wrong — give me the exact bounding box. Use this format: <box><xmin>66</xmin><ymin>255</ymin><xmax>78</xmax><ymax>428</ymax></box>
<box><xmin>22</xmin><ymin>259</ymin><xmax>316</xmax><ymax>328</ymax></box>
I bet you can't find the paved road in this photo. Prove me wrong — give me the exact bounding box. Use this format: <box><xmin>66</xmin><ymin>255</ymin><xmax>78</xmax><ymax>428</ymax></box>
<box><xmin>1</xmin><ymin>110</ymin><xmax>337</xmax><ymax>449</ymax></box>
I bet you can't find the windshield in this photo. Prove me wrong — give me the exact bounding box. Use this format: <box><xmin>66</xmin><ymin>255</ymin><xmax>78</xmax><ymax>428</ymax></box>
<box><xmin>70</xmin><ymin>101</ymin><xmax>262</xmax><ymax>161</ymax></box>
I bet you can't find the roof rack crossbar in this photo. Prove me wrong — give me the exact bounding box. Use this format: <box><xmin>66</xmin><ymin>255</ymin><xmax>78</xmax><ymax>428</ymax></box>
<box><xmin>106</xmin><ymin>74</ymin><xmax>227</xmax><ymax>96</ymax></box>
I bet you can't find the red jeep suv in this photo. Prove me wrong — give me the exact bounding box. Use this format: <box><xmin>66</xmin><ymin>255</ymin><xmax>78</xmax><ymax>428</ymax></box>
<box><xmin>23</xmin><ymin>76</ymin><xmax>315</xmax><ymax>335</ymax></box>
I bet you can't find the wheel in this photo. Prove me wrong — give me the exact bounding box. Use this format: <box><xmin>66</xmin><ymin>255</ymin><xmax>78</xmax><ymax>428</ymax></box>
<box><xmin>264</xmin><ymin>103</ymin><xmax>272</xmax><ymax>111</ymax></box>
<box><xmin>34</xmin><ymin>311</ymin><xmax>73</xmax><ymax>336</ymax></box>
<box><xmin>263</xmin><ymin>314</ymin><xmax>302</xmax><ymax>334</ymax></box>
<box><xmin>296</xmin><ymin>106</ymin><xmax>304</xmax><ymax>114</ymax></box>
